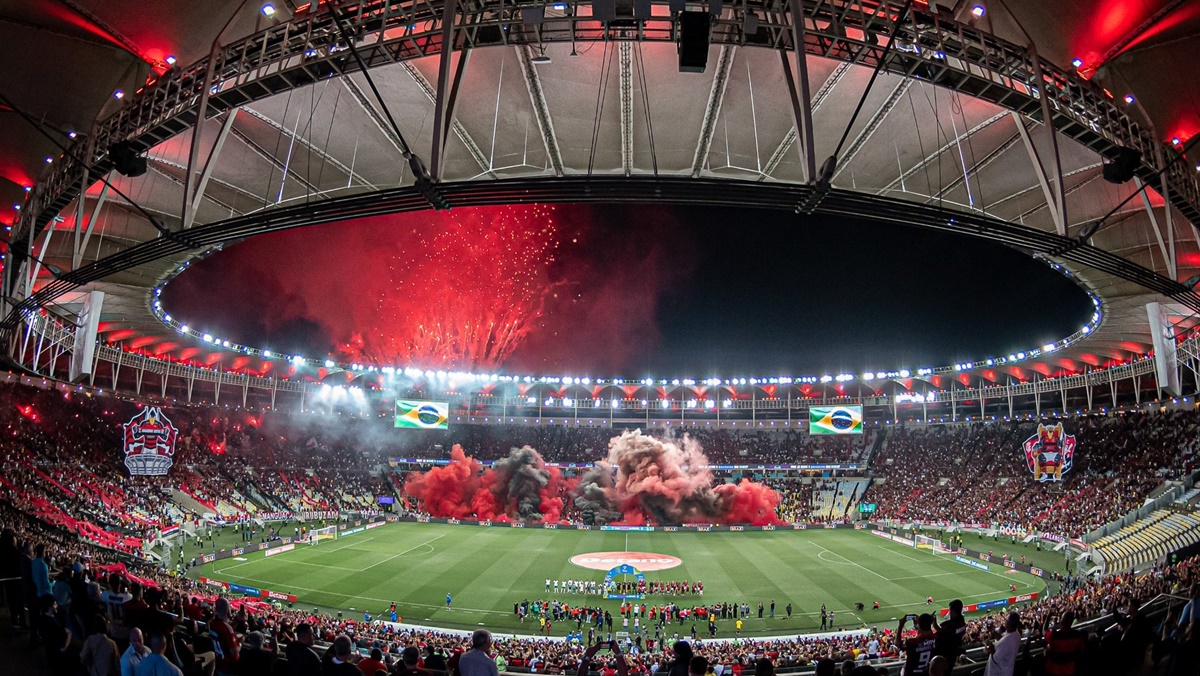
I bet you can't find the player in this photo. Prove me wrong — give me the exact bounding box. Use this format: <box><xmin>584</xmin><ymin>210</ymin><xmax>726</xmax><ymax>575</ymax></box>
<box><xmin>926</xmin><ymin>596</ymin><xmax>934</xmax><ymax>605</ymax></box>
<box><xmin>546</xmin><ymin>579</ymin><xmax>551</xmax><ymax>592</ymax></box>
<box><xmin>873</xmin><ymin>601</ymin><xmax>880</xmax><ymax>610</ymax></box>
<box><xmin>446</xmin><ymin>593</ymin><xmax>452</xmax><ymax>610</ymax></box>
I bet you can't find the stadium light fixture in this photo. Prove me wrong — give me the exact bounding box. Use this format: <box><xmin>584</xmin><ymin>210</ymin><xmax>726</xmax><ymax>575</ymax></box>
<box><xmin>1123</xmin><ymin>94</ymin><xmax>1135</xmax><ymax>104</ymax></box>
<box><xmin>261</xmin><ymin>3</ymin><xmax>276</xmax><ymax>16</ymax></box>
<box><xmin>970</xmin><ymin>5</ymin><xmax>985</xmax><ymax>17</ymax></box>
<box><xmin>165</xmin><ymin>55</ymin><xmax>177</xmax><ymax>66</ymax></box>
<box><xmin>1071</xmin><ymin>57</ymin><xmax>1084</xmax><ymax>68</ymax></box>
<box><xmin>1172</xmin><ymin>137</ymin><xmax>1182</xmax><ymax>146</ymax></box>
<box><xmin>44</xmin><ymin>156</ymin><xmax>53</xmax><ymax>164</ymax></box>
<box><xmin>67</xmin><ymin>131</ymin><xmax>77</xmax><ymax>139</ymax></box>
<box><xmin>114</xmin><ymin>90</ymin><xmax>124</xmax><ymax>99</ymax></box>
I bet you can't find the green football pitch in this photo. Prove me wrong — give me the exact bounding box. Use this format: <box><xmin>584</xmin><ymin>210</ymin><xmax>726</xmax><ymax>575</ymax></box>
<box><xmin>194</xmin><ymin>523</ymin><xmax>1048</xmax><ymax>637</ymax></box>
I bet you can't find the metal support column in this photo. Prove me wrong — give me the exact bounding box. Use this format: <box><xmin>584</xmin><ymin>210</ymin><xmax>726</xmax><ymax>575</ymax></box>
<box><xmin>787</xmin><ymin>0</ymin><xmax>817</xmax><ymax>183</ymax></box>
<box><xmin>430</xmin><ymin>0</ymin><xmax>462</xmax><ymax>181</ymax></box>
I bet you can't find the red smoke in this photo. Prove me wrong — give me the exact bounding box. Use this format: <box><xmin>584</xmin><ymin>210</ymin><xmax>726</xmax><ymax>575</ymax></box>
<box><xmin>404</xmin><ymin>431</ymin><xmax>783</xmax><ymax>526</ymax></box>
<box><xmin>714</xmin><ymin>479</ymin><xmax>784</xmax><ymax>526</ymax></box>
<box><xmin>405</xmin><ymin>444</ymin><xmax>569</xmax><ymax>522</ymax></box>
<box><xmin>403</xmin><ymin>445</ymin><xmax>483</xmax><ymax>519</ymax></box>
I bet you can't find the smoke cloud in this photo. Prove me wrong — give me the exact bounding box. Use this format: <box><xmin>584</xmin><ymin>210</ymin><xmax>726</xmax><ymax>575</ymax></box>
<box><xmin>404</xmin><ymin>431</ymin><xmax>782</xmax><ymax>526</ymax></box>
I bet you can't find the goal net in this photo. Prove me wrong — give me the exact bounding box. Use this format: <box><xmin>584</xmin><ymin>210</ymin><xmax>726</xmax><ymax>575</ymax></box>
<box><xmin>309</xmin><ymin>525</ymin><xmax>338</xmax><ymax>545</ymax></box>
<box><xmin>915</xmin><ymin>533</ymin><xmax>956</xmax><ymax>555</ymax></box>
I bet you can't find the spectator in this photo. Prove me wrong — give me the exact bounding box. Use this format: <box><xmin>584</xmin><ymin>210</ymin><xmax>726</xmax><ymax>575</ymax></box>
<box><xmin>1043</xmin><ymin>610</ymin><xmax>1086</xmax><ymax>676</ymax></box>
<box><xmin>459</xmin><ymin>630</ymin><xmax>499</xmax><ymax>676</ymax></box>
<box><xmin>39</xmin><ymin>595</ymin><xmax>78</xmax><ymax>676</ymax></box>
<box><xmin>208</xmin><ymin>598</ymin><xmax>240</xmax><ymax>676</ymax></box>
<box><xmin>285</xmin><ymin>623</ymin><xmax>322</xmax><ymax>676</ymax></box>
<box><xmin>982</xmin><ymin>613</ymin><xmax>1021</xmax><ymax>676</ymax></box>
<box><xmin>933</xmin><ymin>600</ymin><xmax>965</xmax><ymax>663</ymax></box>
<box><xmin>136</xmin><ymin>631</ymin><xmax>184</xmax><ymax>676</ymax></box>
<box><xmin>390</xmin><ymin>646</ymin><xmax>419</xmax><ymax>676</ymax></box>
<box><xmin>80</xmin><ymin>614</ymin><xmax>120</xmax><ymax>676</ymax></box>
<box><xmin>355</xmin><ymin>643</ymin><xmax>384</xmax><ymax>676</ymax></box>
<box><xmin>900</xmin><ymin>613</ymin><xmax>936</xmax><ymax>676</ymax></box>
<box><xmin>668</xmin><ymin>641</ymin><xmax>693</xmax><ymax>676</ymax></box>
<box><xmin>122</xmin><ymin>627</ymin><xmax>151</xmax><ymax>676</ymax></box>
<box><xmin>32</xmin><ymin>542</ymin><xmax>52</xmax><ymax>599</ymax></box>
<box><xmin>238</xmin><ymin>631</ymin><xmax>278</xmax><ymax>675</ymax></box>
<box><xmin>325</xmin><ymin>634</ymin><xmax>361</xmax><ymax>676</ymax></box>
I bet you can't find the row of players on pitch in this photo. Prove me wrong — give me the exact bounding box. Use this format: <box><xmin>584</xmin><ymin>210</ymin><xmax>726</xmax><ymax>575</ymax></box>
<box><xmin>513</xmin><ymin>600</ymin><xmax>824</xmax><ymax>629</ymax></box>
<box><xmin>547</xmin><ymin>579</ymin><xmax>705</xmax><ymax>596</ymax></box>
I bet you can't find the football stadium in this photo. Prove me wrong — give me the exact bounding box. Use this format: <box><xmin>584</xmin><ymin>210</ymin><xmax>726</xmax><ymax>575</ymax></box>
<box><xmin>1</xmin><ymin>2</ymin><xmax>1200</xmax><ymax>676</ymax></box>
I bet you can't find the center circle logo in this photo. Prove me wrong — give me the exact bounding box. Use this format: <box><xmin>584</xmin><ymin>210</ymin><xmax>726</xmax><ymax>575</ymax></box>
<box><xmin>569</xmin><ymin>552</ymin><xmax>682</xmax><ymax>571</ymax></box>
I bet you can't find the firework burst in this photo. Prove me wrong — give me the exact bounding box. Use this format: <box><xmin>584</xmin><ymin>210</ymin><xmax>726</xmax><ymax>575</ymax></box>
<box><xmin>338</xmin><ymin>205</ymin><xmax>562</xmax><ymax>369</ymax></box>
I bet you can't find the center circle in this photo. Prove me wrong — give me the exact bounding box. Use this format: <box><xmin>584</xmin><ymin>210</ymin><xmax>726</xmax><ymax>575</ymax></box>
<box><xmin>569</xmin><ymin>551</ymin><xmax>683</xmax><ymax>571</ymax></box>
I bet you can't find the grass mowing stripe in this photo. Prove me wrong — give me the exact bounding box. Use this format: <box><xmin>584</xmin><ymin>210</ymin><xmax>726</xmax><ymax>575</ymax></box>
<box><xmin>193</xmin><ymin>524</ymin><xmax>1048</xmax><ymax>637</ymax></box>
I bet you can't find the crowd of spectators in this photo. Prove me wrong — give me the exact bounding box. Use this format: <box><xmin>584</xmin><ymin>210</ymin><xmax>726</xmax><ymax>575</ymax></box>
<box><xmin>5</xmin><ymin>379</ymin><xmax>1200</xmax><ymax>676</ymax></box>
<box><xmin>4</xmin><ymin>491</ymin><xmax>1198</xmax><ymax>676</ymax></box>
<box><xmin>861</xmin><ymin>412</ymin><xmax>1199</xmax><ymax>537</ymax></box>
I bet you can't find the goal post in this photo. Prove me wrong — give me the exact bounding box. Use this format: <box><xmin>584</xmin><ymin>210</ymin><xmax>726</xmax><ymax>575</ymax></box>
<box><xmin>309</xmin><ymin>525</ymin><xmax>338</xmax><ymax>545</ymax></box>
<box><xmin>915</xmin><ymin>533</ymin><xmax>955</xmax><ymax>555</ymax></box>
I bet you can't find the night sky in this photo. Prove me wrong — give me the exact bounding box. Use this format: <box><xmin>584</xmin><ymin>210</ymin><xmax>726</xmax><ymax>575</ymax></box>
<box><xmin>162</xmin><ymin>203</ymin><xmax>1093</xmax><ymax>376</ymax></box>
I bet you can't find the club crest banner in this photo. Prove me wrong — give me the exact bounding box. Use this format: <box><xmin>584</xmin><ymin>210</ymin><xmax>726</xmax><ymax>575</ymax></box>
<box><xmin>123</xmin><ymin>407</ymin><xmax>179</xmax><ymax>476</ymax></box>
<box><xmin>1022</xmin><ymin>423</ymin><xmax>1075</xmax><ymax>482</ymax></box>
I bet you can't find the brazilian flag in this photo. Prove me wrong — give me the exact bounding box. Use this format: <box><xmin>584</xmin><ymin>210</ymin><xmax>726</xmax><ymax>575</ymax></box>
<box><xmin>809</xmin><ymin>405</ymin><xmax>863</xmax><ymax>435</ymax></box>
<box><xmin>395</xmin><ymin>400</ymin><xmax>449</xmax><ymax>429</ymax></box>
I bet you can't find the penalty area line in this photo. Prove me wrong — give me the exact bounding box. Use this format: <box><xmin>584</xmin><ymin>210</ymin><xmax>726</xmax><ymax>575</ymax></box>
<box><xmin>360</xmin><ymin>534</ymin><xmax>446</xmax><ymax>572</ymax></box>
<box><xmin>810</xmin><ymin>541</ymin><xmax>890</xmax><ymax>581</ymax></box>
<box><xmin>877</xmin><ymin>546</ymin><xmax>923</xmax><ymax>563</ymax></box>
<box><xmin>326</xmin><ymin>536</ymin><xmax>377</xmax><ymax>552</ymax></box>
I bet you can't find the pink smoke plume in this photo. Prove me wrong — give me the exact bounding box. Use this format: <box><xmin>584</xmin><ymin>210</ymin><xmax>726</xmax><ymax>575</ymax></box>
<box><xmin>599</xmin><ymin>430</ymin><xmax>783</xmax><ymax>526</ymax></box>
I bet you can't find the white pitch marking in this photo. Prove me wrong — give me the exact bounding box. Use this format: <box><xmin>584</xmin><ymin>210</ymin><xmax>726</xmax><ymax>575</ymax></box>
<box><xmin>877</xmin><ymin>546</ymin><xmax>923</xmax><ymax>562</ymax></box>
<box><xmin>810</xmin><ymin>541</ymin><xmax>890</xmax><ymax>581</ymax></box>
<box><xmin>360</xmin><ymin>534</ymin><xmax>446</xmax><ymax>572</ymax></box>
<box><xmin>327</xmin><ymin>536</ymin><xmax>377</xmax><ymax>552</ymax></box>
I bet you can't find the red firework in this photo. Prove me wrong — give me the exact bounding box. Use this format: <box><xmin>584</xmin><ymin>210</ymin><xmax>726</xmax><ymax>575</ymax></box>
<box><xmin>338</xmin><ymin>205</ymin><xmax>561</xmax><ymax>369</ymax></box>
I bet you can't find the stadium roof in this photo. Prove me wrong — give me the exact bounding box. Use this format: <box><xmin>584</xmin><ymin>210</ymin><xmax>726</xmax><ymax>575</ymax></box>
<box><xmin>2</xmin><ymin>0</ymin><xmax>1199</xmax><ymax>388</ymax></box>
